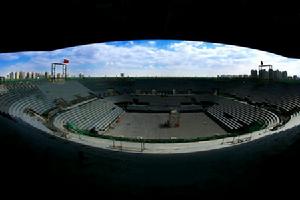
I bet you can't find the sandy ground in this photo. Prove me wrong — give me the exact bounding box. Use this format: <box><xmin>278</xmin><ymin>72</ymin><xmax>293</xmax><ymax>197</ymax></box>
<box><xmin>106</xmin><ymin>112</ymin><xmax>227</xmax><ymax>139</ymax></box>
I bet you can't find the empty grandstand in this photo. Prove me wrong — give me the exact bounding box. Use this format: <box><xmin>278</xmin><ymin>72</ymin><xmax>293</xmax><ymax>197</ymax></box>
<box><xmin>207</xmin><ymin>97</ymin><xmax>279</xmax><ymax>133</ymax></box>
<box><xmin>0</xmin><ymin>81</ymin><xmax>39</xmax><ymax>114</ymax></box>
<box><xmin>53</xmin><ymin>99</ymin><xmax>124</xmax><ymax>133</ymax></box>
<box><xmin>37</xmin><ymin>80</ymin><xmax>95</xmax><ymax>103</ymax></box>
<box><xmin>1</xmin><ymin>77</ymin><xmax>300</xmax><ymax>152</ymax></box>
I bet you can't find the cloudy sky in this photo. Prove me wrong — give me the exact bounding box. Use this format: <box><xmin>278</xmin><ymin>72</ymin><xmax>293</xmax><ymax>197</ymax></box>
<box><xmin>0</xmin><ymin>40</ymin><xmax>300</xmax><ymax>77</ymax></box>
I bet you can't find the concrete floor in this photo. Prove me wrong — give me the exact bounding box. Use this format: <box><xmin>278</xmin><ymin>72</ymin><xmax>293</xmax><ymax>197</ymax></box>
<box><xmin>106</xmin><ymin>112</ymin><xmax>227</xmax><ymax>139</ymax></box>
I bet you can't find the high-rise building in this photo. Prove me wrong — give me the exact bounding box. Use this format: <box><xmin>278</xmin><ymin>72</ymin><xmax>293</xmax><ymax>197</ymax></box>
<box><xmin>251</xmin><ymin>70</ymin><xmax>258</xmax><ymax>78</ymax></box>
<box><xmin>19</xmin><ymin>71</ymin><xmax>26</xmax><ymax>79</ymax></box>
<box><xmin>259</xmin><ymin>69</ymin><xmax>269</xmax><ymax>79</ymax></box>
<box><xmin>282</xmin><ymin>71</ymin><xmax>288</xmax><ymax>79</ymax></box>
<box><xmin>274</xmin><ymin>70</ymin><xmax>282</xmax><ymax>80</ymax></box>
<box><xmin>8</xmin><ymin>71</ymin><xmax>52</xmax><ymax>80</ymax></box>
<box><xmin>268</xmin><ymin>69</ymin><xmax>274</xmax><ymax>80</ymax></box>
<box><xmin>35</xmin><ymin>72</ymin><xmax>40</xmax><ymax>79</ymax></box>
<box><xmin>9</xmin><ymin>72</ymin><xmax>14</xmax><ymax>79</ymax></box>
<box><xmin>14</xmin><ymin>71</ymin><xmax>19</xmax><ymax>80</ymax></box>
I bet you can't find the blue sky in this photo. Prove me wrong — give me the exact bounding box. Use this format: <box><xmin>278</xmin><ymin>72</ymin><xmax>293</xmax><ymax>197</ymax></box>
<box><xmin>0</xmin><ymin>40</ymin><xmax>299</xmax><ymax>77</ymax></box>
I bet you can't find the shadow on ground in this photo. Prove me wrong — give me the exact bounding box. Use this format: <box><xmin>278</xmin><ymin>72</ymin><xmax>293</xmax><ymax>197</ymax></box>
<box><xmin>1</xmin><ymin>115</ymin><xmax>299</xmax><ymax>198</ymax></box>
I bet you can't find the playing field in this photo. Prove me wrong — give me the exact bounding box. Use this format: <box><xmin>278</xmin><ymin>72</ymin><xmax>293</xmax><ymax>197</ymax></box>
<box><xmin>106</xmin><ymin>112</ymin><xmax>227</xmax><ymax>139</ymax></box>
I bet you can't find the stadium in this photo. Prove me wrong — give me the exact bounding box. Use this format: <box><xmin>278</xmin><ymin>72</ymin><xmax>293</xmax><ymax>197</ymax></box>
<box><xmin>1</xmin><ymin>70</ymin><xmax>300</xmax><ymax>153</ymax></box>
<box><xmin>3</xmin><ymin>1</ymin><xmax>300</xmax><ymax>197</ymax></box>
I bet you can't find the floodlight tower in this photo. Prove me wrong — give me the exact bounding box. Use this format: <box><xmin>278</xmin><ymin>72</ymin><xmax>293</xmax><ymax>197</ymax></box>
<box><xmin>51</xmin><ymin>59</ymin><xmax>69</xmax><ymax>82</ymax></box>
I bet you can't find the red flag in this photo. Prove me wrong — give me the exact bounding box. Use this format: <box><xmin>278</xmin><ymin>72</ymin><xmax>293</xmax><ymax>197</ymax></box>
<box><xmin>63</xmin><ymin>59</ymin><xmax>69</xmax><ymax>64</ymax></box>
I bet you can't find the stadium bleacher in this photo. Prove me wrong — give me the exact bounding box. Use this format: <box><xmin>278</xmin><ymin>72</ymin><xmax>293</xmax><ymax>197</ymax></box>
<box><xmin>219</xmin><ymin>81</ymin><xmax>300</xmax><ymax>114</ymax></box>
<box><xmin>53</xmin><ymin>99</ymin><xmax>124</xmax><ymax>132</ymax></box>
<box><xmin>37</xmin><ymin>80</ymin><xmax>94</xmax><ymax>103</ymax></box>
<box><xmin>0</xmin><ymin>81</ymin><xmax>39</xmax><ymax>114</ymax></box>
<box><xmin>2</xmin><ymin>78</ymin><xmax>300</xmax><ymax>137</ymax></box>
<box><xmin>207</xmin><ymin>97</ymin><xmax>279</xmax><ymax>132</ymax></box>
<box><xmin>9</xmin><ymin>94</ymin><xmax>55</xmax><ymax>117</ymax></box>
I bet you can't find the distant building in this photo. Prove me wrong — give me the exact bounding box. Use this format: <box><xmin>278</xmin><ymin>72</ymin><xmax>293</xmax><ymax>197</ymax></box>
<box><xmin>9</xmin><ymin>72</ymin><xmax>14</xmax><ymax>79</ymax></box>
<box><xmin>293</xmin><ymin>75</ymin><xmax>298</xmax><ymax>80</ymax></box>
<box><xmin>14</xmin><ymin>71</ymin><xmax>19</xmax><ymax>80</ymax></box>
<box><xmin>274</xmin><ymin>70</ymin><xmax>282</xmax><ymax>80</ymax></box>
<box><xmin>26</xmin><ymin>72</ymin><xmax>30</xmax><ymax>79</ymax></box>
<box><xmin>268</xmin><ymin>69</ymin><xmax>274</xmax><ymax>80</ymax></box>
<box><xmin>219</xmin><ymin>74</ymin><xmax>245</xmax><ymax>78</ymax></box>
<box><xmin>120</xmin><ymin>73</ymin><xmax>124</xmax><ymax>78</ymax></box>
<box><xmin>253</xmin><ymin>62</ymin><xmax>292</xmax><ymax>81</ymax></box>
<box><xmin>282</xmin><ymin>71</ymin><xmax>288</xmax><ymax>79</ymax></box>
<box><xmin>19</xmin><ymin>71</ymin><xmax>26</xmax><ymax>79</ymax></box>
<box><xmin>251</xmin><ymin>70</ymin><xmax>258</xmax><ymax>78</ymax></box>
<box><xmin>7</xmin><ymin>71</ymin><xmax>48</xmax><ymax>80</ymax></box>
<box><xmin>30</xmin><ymin>72</ymin><xmax>35</xmax><ymax>79</ymax></box>
<box><xmin>79</xmin><ymin>73</ymin><xmax>84</xmax><ymax>78</ymax></box>
<box><xmin>259</xmin><ymin>69</ymin><xmax>269</xmax><ymax>79</ymax></box>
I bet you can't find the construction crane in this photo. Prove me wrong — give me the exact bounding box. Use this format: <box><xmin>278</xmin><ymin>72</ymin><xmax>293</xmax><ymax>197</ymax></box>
<box><xmin>259</xmin><ymin>61</ymin><xmax>273</xmax><ymax>71</ymax></box>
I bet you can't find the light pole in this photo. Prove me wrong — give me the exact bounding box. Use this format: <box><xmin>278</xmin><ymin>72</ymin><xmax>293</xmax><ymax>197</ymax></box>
<box><xmin>120</xmin><ymin>135</ymin><xmax>124</xmax><ymax>151</ymax></box>
<box><xmin>112</xmin><ymin>138</ymin><xmax>115</xmax><ymax>148</ymax></box>
<box><xmin>138</xmin><ymin>136</ymin><xmax>144</xmax><ymax>152</ymax></box>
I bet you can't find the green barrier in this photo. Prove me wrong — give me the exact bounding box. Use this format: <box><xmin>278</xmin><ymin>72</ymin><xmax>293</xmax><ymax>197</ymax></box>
<box><xmin>247</xmin><ymin>121</ymin><xmax>265</xmax><ymax>133</ymax></box>
<box><xmin>64</xmin><ymin>122</ymin><xmax>239</xmax><ymax>143</ymax></box>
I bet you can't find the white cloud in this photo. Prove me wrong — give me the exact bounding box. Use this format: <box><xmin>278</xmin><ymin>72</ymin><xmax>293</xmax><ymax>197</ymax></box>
<box><xmin>148</xmin><ymin>41</ymin><xmax>156</xmax><ymax>45</ymax></box>
<box><xmin>1</xmin><ymin>40</ymin><xmax>300</xmax><ymax>77</ymax></box>
<box><xmin>0</xmin><ymin>54</ymin><xmax>19</xmax><ymax>61</ymax></box>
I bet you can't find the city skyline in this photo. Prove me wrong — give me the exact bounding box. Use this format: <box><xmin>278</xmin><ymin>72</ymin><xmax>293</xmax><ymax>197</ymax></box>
<box><xmin>1</xmin><ymin>40</ymin><xmax>300</xmax><ymax>77</ymax></box>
